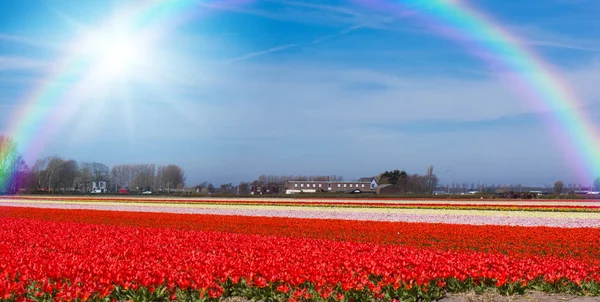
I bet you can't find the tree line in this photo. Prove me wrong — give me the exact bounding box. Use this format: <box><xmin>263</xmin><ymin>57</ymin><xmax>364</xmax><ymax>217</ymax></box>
<box><xmin>0</xmin><ymin>135</ymin><xmax>185</xmax><ymax>194</ymax></box>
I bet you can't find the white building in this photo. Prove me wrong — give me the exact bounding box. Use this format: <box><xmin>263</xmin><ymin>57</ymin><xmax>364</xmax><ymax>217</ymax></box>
<box><xmin>92</xmin><ymin>181</ymin><xmax>107</xmax><ymax>193</ymax></box>
<box><xmin>284</xmin><ymin>177</ymin><xmax>378</xmax><ymax>194</ymax></box>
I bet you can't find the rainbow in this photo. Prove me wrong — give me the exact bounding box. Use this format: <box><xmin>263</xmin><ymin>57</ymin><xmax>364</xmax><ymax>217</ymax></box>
<box><xmin>353</xmin><ymin>0</ymin><xmax>599</xmax><ymax>183</ymax></box>
<box><xmin>1</xmin><ymin>0</ymin><xmax>597</xmax><ymax>192</ymax></box>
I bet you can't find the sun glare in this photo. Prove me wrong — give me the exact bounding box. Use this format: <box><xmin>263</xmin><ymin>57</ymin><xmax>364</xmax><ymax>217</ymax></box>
<box><xmin>98</xmin><ymin>34</ymin><xmax>137</xmax><ymax>74</ymax></box>
<box><xmin>78</xmin><ymin>20</ymin><xmax>150</xmax><ymax>80</ymax></box>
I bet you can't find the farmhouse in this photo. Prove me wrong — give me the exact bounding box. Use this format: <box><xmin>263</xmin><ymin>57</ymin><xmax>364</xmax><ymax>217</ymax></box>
<box><xmin>284</xmin><ymin>177</ymin><xmax>378</xmax><ymax>194</ymax></box>
<box><xmin>92</xmin><ymin>181</ymin><xmax>108</xmax><ymax>193</ymax></box>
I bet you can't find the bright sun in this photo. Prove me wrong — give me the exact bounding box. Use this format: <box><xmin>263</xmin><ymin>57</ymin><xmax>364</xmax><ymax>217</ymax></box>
<box><xmin>79</xmin><ymin>20</ymin><xmax>149</xmax><ymax>79</ymax></box>
<box><xmin>98</xmin><ymin>34</ymin><xmax>137</xmax><ymax>74</ymax></box>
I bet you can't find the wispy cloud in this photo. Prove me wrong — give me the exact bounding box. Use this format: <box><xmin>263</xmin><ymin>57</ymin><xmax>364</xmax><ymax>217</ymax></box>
<box><xmin>511</xmin><ymin>25</ymin><xmax>600</xmax><ymax>52</ymax></box>
<box><xmin>0</xmin><ymin>56</ymin><xmax>50</xmax><ymax>71</ymax></box>
<box><xmin>222</xmin><ymin>44</ymin><xmax>300</xmax><ymax>63</ymax></box>
<box><xmin>202</xmin><ymin>0</ymin><xmax>600</xmax><ymax>55</ymax></box>
<box><xmin>0</xmin><ymin>33</ymin><xmax>63</xmax><ymax>50</ymax></box>
<box><xmin>221</xmin><ymin>25</ymin><xmax>363</xmax><ymax>63</ymax></box>
<box><xmin>199</xmin><ymin>0</ymin><xmax>401</xmax><ymax>30</ymax></box>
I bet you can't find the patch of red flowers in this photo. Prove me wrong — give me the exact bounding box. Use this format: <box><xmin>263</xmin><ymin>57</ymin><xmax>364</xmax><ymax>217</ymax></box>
<box><xmin>2</xmin><ymin>207</ymin><xmax>600</xmax><ymax>263</ymax></box>
<box><xmin>1</xmin><ymin>207</ymin><xmax>600</xmax><ymax>300</ymax></box>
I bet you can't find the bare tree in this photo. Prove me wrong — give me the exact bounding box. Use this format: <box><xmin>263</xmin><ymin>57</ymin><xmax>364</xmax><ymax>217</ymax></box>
<box><xmin>594</xmin><ymin>178</ymin><xmax>600</xmax><ymax>192</ymax></box>
<box><xmin>220</xmin><ymin>183</ymin><xmax>234</xmax><ymax>194</ymax></box>
<box><xmin>31</xmin><ymin>157</ymin><xmax>50</xmax><ymax>191</ymax></box>
<box><xmin>47</xmin><ymin>157</ymin><xmax>68</xmax><ymax>191</ymax></box>
<box><xmin>110</xmin><ymin>165</ymin><xmax>129</xmax><ymax>192</ymax></box>
<box><xmin>157</xmin><ymin>165</ymin><xmax>185</xmax><ymax>190</ymax></box>
<box><xmin>238</xmin><ymin>182</ymin><xmax>250</xmax><ymax>195</ymax></box>
<box><xmin>131</xmin><ymin>164</ymin><xmax>155</xmax><ymax>191</ymax></box>
<box><xmin>91</xmin><ymin>162</ymin><xmax>109</xmax><ymax>182</ymax></box>
<box><xmin>554</xmin><ymin>181</ymin><xmax>564</xmax><ymax>194</ymax></box>
<box><xmin>60</xmin><ymin>160</ymin><xmax>78</xmax><ymax>191</ymax></box>
<box><xmin>78</xmin><ymin>162</ymin><xmax>93</xmax><ymax>192</ymax></box>
<box><xmin>424</xmin><ymin>165</ymin><xmax>438</xmax><ymax>194</ymax></box>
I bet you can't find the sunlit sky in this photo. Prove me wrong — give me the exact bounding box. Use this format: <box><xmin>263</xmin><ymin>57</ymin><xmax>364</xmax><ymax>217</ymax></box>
<box><xmin>1</xmin><ymin>0</ymin><xmax>599</xmax><ymax>186</ymax></box>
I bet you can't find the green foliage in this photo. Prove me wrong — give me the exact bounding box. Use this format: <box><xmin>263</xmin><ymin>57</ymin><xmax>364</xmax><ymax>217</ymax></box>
<box><xmin>378</xmin><ymin>169</ymin><xmax>407</xmax><ymax>186</ymax></box>
<box><xmin>3</xmin><ymin>277</ymin><xmax>600</xmax><ymax>302</ymax></box>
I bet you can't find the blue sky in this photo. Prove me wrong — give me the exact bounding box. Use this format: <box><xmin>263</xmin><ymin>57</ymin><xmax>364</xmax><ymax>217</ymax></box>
<box><xmin>1</xmin><ymin>0</ymin><xmax>599</xmax><ymax>186</ymax></box>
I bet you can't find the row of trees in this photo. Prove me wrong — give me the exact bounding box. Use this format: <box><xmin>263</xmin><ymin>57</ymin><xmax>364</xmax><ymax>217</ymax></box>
<box><xmin>110</xmin><ymin>164</ymin><xmax>185</xmax><ymax>192</ymax></box>
<box><xmin>30</xmin><ymin>157</ymin><xmax>108</xmax><ymax>192</ymax></box>
<box><xmin>0</xmin><ymin>135</ymin><xmax>186</xmax><ymax>194</ymax></box>
<box><xmin>377</xmin><ymin>166</ymin><xmax>439</xmax><ymax>194</ymax></box>
<box><xmin>553</xmin><ymin>179</ymin><xmax>600</xmax><ymax>194</ymax></box>
<box><xmin>29</xmin><ymin>160</ymin><xmax>186</xmax><ymax>193</ymax></box>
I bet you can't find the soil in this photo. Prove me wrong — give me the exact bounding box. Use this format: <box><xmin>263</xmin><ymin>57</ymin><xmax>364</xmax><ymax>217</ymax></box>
<box><xmin>438</xmin><ymin>290</ymin><xmax>599</xmax><ymax>302</ymax></box>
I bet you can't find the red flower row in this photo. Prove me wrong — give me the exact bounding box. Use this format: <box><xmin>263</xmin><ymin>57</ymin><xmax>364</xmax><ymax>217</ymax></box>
<box><xmin>2</xmin><ymin>207</ymin><xmax>599</xmax><ymax>264</ymax></box>
<box><xmin>1</xmin><ymin>214</ymin><xmax>599</xmax><ymax>301</ymax></box>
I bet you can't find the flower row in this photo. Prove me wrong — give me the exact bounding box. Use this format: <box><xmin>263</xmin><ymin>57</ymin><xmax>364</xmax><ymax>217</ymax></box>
<box><xmin>2</xmin><ymin>206</ymin><xmax>600</xmax><ymax>263</ymax></box>
<box><xmin>1</xmin><ymin>214</ymin><xmax>600</xmax><ymax>301</ymax></box>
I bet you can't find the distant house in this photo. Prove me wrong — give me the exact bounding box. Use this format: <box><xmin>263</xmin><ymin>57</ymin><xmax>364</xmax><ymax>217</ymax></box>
<box><xmin>250</xmin><ymin>184</ymin><xmax>281</xmax><ymax>195</ymax></box>
<box><xmin>358</xmin><ymin>177</ymin><xmax>379</xmax><ymax>190</ymax></box>
<box><xmin>92</xmin><ymin>181</ymin><xmax>107</xmax><ymax>193</ymax></box>
<box><xmin>284</xmin><ymin>177</ymin><xmax>378</xmax><ymax>194</ymax></box>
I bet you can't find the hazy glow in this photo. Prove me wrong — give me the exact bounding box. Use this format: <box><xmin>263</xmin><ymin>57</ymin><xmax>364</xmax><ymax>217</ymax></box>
<box><xmin>78</xmin><ymin>20</ymin><xmax>150</xmax><ymax>79</ymax></box>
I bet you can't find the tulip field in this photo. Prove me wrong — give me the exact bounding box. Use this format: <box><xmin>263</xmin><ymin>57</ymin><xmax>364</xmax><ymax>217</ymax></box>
<box><xmin>1</xmin><ymin>196</ymin><xmax>600</xmax><ymax>301</ymax></box>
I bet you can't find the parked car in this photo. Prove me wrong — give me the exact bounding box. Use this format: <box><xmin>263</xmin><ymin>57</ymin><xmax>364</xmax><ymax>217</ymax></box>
<box><xmin>91</xmin><ymin>189</ymin><xmax>102</xmax><ymax>194</ymax></box>
<box><xmin>142</xmin><ymin>190</ymin><xmax>152</xmax><ymax>195</ymax></box>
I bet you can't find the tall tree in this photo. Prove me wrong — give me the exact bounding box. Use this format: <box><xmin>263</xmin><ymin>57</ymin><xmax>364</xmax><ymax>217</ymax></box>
<box><xmin>45</xmin><ymin>157</ymin><xmax>65</xmax><ymax>192</ymax></box>
<box><xmin>220</xmin><ymin>183</ymin><xmax>234</xmax><ymax>193</ymax></box>
<box><xmin>594</xmin><ymin>178</ymin><xmax>600</xmax><ymax>192</ymax></box>
<box><xmin>78</xmin><ymin>162</ymin><xmax>93</xmax><ymax>192</ymax></box>
<box><xmin>378</xmin><ymin>170</ymin><xmax>409</xmax><ymax>192</ymax></box>
<box><xmin>110</xmin><ymin>165</ymin><xmax>129</xmax><ymax>191</ymax></box>
<box><xmin>238</xmin><ymin>182</ymin><xmax>250</xmax><ymax>195</ymax></box>
<box><xmin>554</xmin><ymin>181</ymin><xmax>564</xmax><ymax>194</ymax></box>
<box><xmin>91</xmin><ymin>162</ymin><xmax>109</xmax><ymax>182</ymax></box>
<box><xmin>60</xmin><ymin>160</ymin><xmax>78</xmax><ymax>191</ymax></box>
<box><xmin>157</xmin><ymin>165</ymin><xmax>185</xmax><ymax>190</ymax></box>
<box><xmin>31</xmin><ymin>157</ymin><xmax>50</xmax><ymax>191</ymax></box>
<box><xmin>131</xmin><ymin>164</ymin><xmax>155</xmax><ymax>191</ymax></box>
